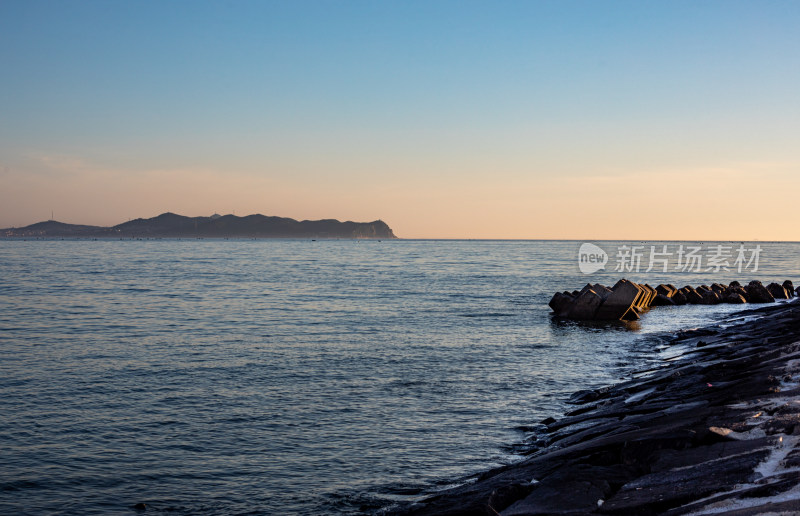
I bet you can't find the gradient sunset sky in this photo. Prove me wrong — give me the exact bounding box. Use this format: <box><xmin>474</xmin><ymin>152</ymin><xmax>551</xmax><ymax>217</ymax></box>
<box><xmin>1</xmin><ymin>0</ymin><xmax>799</xmax><ymax>239</ymax></box>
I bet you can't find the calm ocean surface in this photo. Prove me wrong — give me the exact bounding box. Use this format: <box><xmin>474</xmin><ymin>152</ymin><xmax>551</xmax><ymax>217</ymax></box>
<box><xmin>2</xmin><ymin>240</ymin><xmax>799</xmax><ymax>515</ymax></box>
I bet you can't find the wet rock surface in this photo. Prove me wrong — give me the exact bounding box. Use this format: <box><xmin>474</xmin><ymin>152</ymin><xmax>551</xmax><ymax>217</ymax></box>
<box><xmin>389</xmin><ymin>300</ymin><xmax>800</xmax><ymax>515</ymax></box>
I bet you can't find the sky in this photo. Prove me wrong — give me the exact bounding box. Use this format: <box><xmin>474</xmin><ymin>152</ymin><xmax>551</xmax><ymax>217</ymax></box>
<box><xmin>1</xmin><ymin>0</ymin><xmax>799</xmax><ymax>239</ymax></box>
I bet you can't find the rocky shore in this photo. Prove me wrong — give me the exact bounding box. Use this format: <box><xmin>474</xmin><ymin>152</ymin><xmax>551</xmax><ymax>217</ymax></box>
<box><xmin>390</xmin><ymin>299</ymin><xmax>800</xmax><ymax>515</ymax></box>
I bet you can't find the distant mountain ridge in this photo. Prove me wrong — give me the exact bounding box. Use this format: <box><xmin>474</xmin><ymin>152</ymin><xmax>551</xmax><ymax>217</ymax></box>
<box><xmin>2</xmin><ymin>212</ymin><xmax>397</xmax><ymax>239</ymax></box>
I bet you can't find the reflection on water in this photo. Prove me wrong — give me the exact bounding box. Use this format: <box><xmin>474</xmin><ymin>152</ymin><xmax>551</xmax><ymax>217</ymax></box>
<box><xmin>549</xmin><ymin>315</ymin><xmax>642</xmax><ymax>332</ymax></box>
<box><xmin>0</xmin><ymin>239</ymin><xmax>797</xmax><ymax>515</ymax></box>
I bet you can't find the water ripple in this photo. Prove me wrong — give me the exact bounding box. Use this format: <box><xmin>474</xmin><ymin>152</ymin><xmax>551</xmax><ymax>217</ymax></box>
<box><xmin>1</xmin><ymin>239</ymin><xmax>797</xmax><ymax>514</ymax></box>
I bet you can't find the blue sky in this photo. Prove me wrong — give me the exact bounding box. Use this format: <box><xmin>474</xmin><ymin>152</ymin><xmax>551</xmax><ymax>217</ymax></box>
<box><xmin>2</xmin><ymin>1</ymin><xmax>799</xmax><ymax>238</ymax></box>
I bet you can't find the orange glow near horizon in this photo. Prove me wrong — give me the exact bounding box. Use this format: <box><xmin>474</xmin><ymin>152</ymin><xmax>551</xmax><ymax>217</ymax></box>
<box><xmin>2</xmin><ymin>155</ymin><xmax>798</xmax><ymax>241</ymax></box>
<box><xmin>2</xmin><ymin>2</ymin><xmax>799</xmax><ymax>242</ymax></box>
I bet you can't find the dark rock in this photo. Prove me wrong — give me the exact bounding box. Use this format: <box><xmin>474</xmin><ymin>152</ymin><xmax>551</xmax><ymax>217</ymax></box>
<box><xmin>783</xmin><ymin>280</ymin><xmax>795</xmax><ymax>297</ymax></box>
<box><xmin>594</xmin><ymin>279</ymin><xmax>644</xmax><ymax>321</ymax></box>
<box><xmin>655</xmin><ymin>284</ymin><xmax>677</xmax><ymax>298</ymax></box>
<box><xmin>724</xmin><ymin>293</ymin><xmax>747</xmax><ymax>304</ymax></box>
<box><xmin>568</xmin><ymin>386</ymin><xmax>610</xmax><ymax>405</ymax></box>
<box><xmin>602</xmin><ymin>446</ymin><xmax>772</xmax><ymax>514</ymax></box>
<box><xmin>502</xmin><ymin>480</ymin><xmax>606</xmax><ymax>515</ymax></box>
<box><xmin>502</xmin><ymin>465</ymin><xmax>628</xmax><ymax>515</ymax></box>
<box><xmin>547</xmin><ymin>278</ymin><xmax>792</xmax><ymax>321</ymax></box>
<box><xmin>683</xmin><ymin>287</ymin><xmax>704</xmax><ymax>304</ymax></box>
<box><xmin>700</xmin><ymin>291</ymin><xmax>722</xmax><ymax>305</ymax></box>
<box><xmin>567</xmin><ymin>289</ymin><xmax>604</xmax><ymax>320</ymax></box>
<box><xmin>728</xmin><ymin>285</ymin><xmax>749</xmax><ymax>300</ymax></box>
<box><xmin>711</xmin><ymin>283</ymin><xmax>727</xmax><ymax>294</ymax></box>
<box><xmin>767</xmin><ymin>282</ymin><xmax>790</xmax><ymax>299</ymax></box>
<box><xmin>620</xmin><ymin>306</ymin><xmax>640</xmax><ymax>321</ymax></box>
<box><xmin>746</xmin><ymin>281</ymin><xmax>776</xmax><ymax>303</ymax></box>
<box><xmin>486</xmin><ymin>482</ymin><xmax>536</xmax><ymax>514</ymax></box>
<box><xmin>641</xmin><ymin>284</ymin><xmax>657</xmax><ymax>308</ymax></box>
<box><xmin>671</xmin><ymin>474</ymin><xmax>800</xmax><ymax>515</ymax></box>
<box><xmin>651</xmin><ymin>293</ymin><xmax>676</xmax><ymax>306</ymax></box>
<box><xmin>548</xmin><ymin>292</ymin><xmax>575</xmax><ymax>318</ymax></box>
<box><xmin>763</xmin><ymin>413</ymin><xmax>800</xmax><ymax>435</ymax></box>
<box><xmin>591</xmin><ymin>284</ymin><xmax>612</xmax><ymax>301</ymax></box>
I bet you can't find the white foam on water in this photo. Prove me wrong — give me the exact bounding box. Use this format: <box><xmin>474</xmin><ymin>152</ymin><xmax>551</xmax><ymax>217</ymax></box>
<box><xmin>756</xmin><ymin>435</ymin><xmax>800</xmax><ymax>477</ymax></box>
<box><xmin>681</xmin><ymin>434</ymin><xmax>800</xmax><ymax>515</ymax></box>
<box><xmin>682</xmin><ymin>374</ymin><xmax>800</xmax><ymax>516</ymax></box>
<box><xmin>686</xmin><ymin>483</ymin><xmax>800</xmax><ymax>515</ymax></box>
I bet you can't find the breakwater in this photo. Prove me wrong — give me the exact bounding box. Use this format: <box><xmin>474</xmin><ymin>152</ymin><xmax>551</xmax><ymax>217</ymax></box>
<box><xmin>549</xmin><ymin>279</ymin><xmax>796</xmax><ymax>321</ymax></box>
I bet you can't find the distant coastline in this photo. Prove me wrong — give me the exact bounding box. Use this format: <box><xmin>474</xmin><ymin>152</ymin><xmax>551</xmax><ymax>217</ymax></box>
<box><xmin>1</xmin><ymin>212</ymin><xmax>397</xmax><ymax>239</ymax></box>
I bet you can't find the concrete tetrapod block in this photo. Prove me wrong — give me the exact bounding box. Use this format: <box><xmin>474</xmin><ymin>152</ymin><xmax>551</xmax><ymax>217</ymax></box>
<box><xmin>651</xmin><ymin>293</ymin><xmax>676</xmax><ymax>306</ymax></box>
<box><xmin>594</xmin><ymin>279</ymin><xmax>642</xmax><ymax>320</ymax></box>
<box><xmin>767</xmin><ymin>282</ymin><xmax>790</xmax><ymax>300</ymax></box>
<box><xmin>655</xmin><ymin>284</ymin><xmax>677</xmax><ymax>298</ymax></box>
<box><xmin>548</xmin><ymin>291</ymin><xmax>575</xmax><ymax>318</ymax></box>
<box><xmin>566</xmin><ymin>288</ymin><xmax>604</xmax><ymax>320</ymax></box>
<box><xmin>746</xmin><ymin>281</ymin><xmax>775</xmax><ymax>303</ymax></box>
<box><xmin>641</xmin><ymin>283</ymin><xmax>657</xmax><ymax>309</ymax></box>
<box><xmin>591</xmin><ymin>284</ymin><xmax>612</xmax><ymax>301</ymax></box>
<box><xmin>682</xmin><ymin>286</ymin><xmax>704</xmax><ymax>304</ymax></box>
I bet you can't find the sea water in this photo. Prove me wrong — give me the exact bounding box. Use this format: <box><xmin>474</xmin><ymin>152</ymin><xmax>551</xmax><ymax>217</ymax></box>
<box><xmin>1</xmin><ymin>239</ymin><xmax>798</xmax><ymax>515</ymax></box>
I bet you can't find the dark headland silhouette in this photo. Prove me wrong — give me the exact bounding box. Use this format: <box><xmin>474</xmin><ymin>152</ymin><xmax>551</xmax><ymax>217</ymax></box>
<box><xmin>2</xmin><ymin>212</ymin><xmax>397</xmax><ymax>239</ymax></box>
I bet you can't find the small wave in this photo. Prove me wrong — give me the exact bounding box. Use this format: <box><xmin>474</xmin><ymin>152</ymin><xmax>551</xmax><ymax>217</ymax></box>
<box><xmin>458</xmin><ymin>312</ymin><xmax>515</xmax><ymax>318</ymax></box>
<box><xmin>373</xmin><ymin>484</ymin><xmax>426</xmax><ymax>496</ymax></box>
<box><xmin>1</xmin><ymin>479</ymin><xmax>42</xmax><ymax>492</ymax></box>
